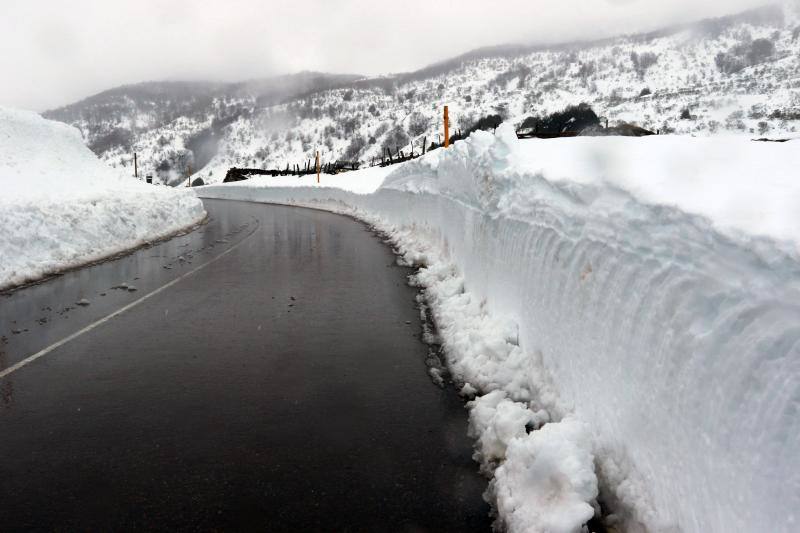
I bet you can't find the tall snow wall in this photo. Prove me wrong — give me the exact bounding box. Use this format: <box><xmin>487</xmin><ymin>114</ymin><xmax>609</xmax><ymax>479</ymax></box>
<box><xmin>200</xmin><ymin>126</ymin><xmax>800</xmax><ymax>532</ymax></box>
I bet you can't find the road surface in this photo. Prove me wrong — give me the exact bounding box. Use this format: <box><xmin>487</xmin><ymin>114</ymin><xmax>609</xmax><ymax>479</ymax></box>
<box><xmin>0</xmin><ymin>199</ymin><xmax>490</xmax><ymax>531</ymax></box>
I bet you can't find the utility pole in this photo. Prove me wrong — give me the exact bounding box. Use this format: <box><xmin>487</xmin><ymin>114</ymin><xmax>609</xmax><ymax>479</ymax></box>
<box><xmin>444</xmin><ymin>106</ymin><xmax>450</xmax><ymax>148</ymax></box>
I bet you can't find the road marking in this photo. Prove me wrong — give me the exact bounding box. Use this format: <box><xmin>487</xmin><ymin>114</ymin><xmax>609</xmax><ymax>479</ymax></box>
<box><xmin>0</xmin><ymin>222</ymin><xmax>259</xmax><ymax>380</ymax></box>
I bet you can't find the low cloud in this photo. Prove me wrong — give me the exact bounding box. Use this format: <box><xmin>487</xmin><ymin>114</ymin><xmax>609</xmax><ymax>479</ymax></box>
<box><xmin>0</xmin><ymin>0</ymin><xmax>772</xmax><ymax>111</ymax></box>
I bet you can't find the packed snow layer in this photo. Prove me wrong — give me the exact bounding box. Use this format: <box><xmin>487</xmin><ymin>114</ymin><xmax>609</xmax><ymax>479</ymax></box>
<box><xmin>0</xmin><ymin>106</ymin><xmax>205</xmax><ymax>290</ymax></box>
<box><xmin>199</xmin><ymin>127</ymin><xmax>800</xmax><ymax>532</ymax></box>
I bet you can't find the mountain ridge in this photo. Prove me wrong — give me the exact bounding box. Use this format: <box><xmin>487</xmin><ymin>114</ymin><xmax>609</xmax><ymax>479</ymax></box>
<box><xmin>44</xmin><ymin>4</ymin><xmax>800</xmax><ymax>185</ymax></box>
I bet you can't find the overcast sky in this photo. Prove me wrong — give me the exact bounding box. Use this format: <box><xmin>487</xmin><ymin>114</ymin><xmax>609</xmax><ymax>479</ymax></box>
<box><xmin>1</xmin><ymin>0</ymin><xmax>772</xmax><ymax>111</ymax></box>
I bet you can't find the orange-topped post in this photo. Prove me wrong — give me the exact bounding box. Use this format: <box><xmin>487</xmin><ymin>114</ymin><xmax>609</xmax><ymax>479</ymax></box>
<box><xmin>444</xmin><ymin>106</ymin><xmax>450</xmax><ymax>148</ymax></box>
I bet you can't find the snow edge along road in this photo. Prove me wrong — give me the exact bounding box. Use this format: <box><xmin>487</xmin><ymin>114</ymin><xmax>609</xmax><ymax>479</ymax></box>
<box><xmin>0</xmin><ymin>220</ymin><xmax>260</xmax><ymax>380</ymax></box>
<box><xmin>0</xmin><ymin>214</ymin><xmax>210</xmax><ymax>296</ymax></box>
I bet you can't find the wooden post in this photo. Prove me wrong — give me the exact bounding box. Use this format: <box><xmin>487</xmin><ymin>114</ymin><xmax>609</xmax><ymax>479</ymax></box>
<box><xmin>444</xmin><ymin>106</ymin><xmax>450</xmax><ymax>148</ymax></box>
<box><xmin>316</xmin><ymin>151</ymin><xmax>320</xmax><ymax>183</ymax></box>
<box><xmin>134</xmin><ymin>153</ymin><xmax>138</xmax><ymax>178</ymax></box>
<box><xmin>423</xmin><ymin>136</ymin><xmax>427</xmax><ymax>155</ymax></box>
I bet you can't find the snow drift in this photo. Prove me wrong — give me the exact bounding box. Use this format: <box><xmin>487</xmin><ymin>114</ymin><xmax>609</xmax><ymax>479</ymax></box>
<box><xmin>0</xmin><ymin>106</ymin><xmax>205</xmax><ymax>290</ymax></box>
<box><xmin>199</xmin><ymin>126</ymin><xmax>800</xmax><ymax>532</ymax></box>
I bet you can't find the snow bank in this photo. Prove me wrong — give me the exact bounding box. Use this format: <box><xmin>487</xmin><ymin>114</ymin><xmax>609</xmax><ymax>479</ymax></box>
<box><xmin>199</xmin><ymin>126</ymin><xmax>800</xmax><ymax>532</ymax></box>
<box><xmin>0</xmin><ymin>107</ymin><xmax>205</xmax><ymax>290</ymax></box>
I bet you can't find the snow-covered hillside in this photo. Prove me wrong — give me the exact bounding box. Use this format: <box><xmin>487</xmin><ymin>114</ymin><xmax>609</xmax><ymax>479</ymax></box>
<box><xmin>45</xmin><ymin>5</ymin><xmax>800</xmax><ymax>187</ymax></box>
<box><xmin>0</xmin><ymin>106</ymin><xmax>205</xmax><ymax>291</ymax></box>
<box><xmin>197</xmin><ymin>127</ymin><xmax>800</xmax><ymax>532</ymax></box>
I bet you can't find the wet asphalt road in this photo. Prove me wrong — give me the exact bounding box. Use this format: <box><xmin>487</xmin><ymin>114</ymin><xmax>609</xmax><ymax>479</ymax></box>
<box><xmin>0</xmin><ymin>199</ymin><xmax>490</xmax><ymax>532</ymax></box>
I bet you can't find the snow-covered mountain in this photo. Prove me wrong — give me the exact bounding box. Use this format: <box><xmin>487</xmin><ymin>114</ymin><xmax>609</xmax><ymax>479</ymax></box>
<box><xmin>46</xmin><ymin>5</ymin><xmax>800</xmax><ymax>185</ymax></box>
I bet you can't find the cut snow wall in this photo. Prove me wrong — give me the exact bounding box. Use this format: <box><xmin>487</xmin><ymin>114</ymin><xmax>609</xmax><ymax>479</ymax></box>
<box><xmin>200</xmin><ymin>130</ymin><xmax>800</xmax><ymax>532</ymax></box>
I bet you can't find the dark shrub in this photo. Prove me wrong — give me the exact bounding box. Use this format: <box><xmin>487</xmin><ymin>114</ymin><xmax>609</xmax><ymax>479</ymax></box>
<box><xmin>408</xmin><ymin>111</ymin><xmax>429</xmax><ymax>137</ymax></box>
<box><xmin>715</xmin><ymin>52</ymin><xmax>747</xmax><ymax>74</ymax></box>
<box><xmin>576</xmin><ymin>61</ymin><xmax>596</xmax><ymax>79</ymax></box>
<box><xmin>747</xmin><ymin>38</ymin><xmax>775</xmax><ymax>64</ymax></box>
<box><xmin>343</xmin><ymin>135</ymin><xmax>366</xmax><ymax>160</ymax></box>
<box><xmin>631</xmin><ymin>52</ymin><xmax>659</xmax><ymax>78</ymax></box>
<box><xmin>465</xmin><ymin>114</ymin><xmax>504</xmax><ymax>136</ymax></box>
<box><xmin>716</xmin><ymin>38</ymin><xmax>775</xmax><ymax>74</ymax></box>
<box><xmin>381</xmin><ymin>125</ymin><xmax>410</xmax><ymax>153</ymax></box>
<box><xmin>520</xmin><ymin>103</ymin><xmax>600</xmax><ymax>134</ymax></box>
<box><xmin>88</xmin><ymin>128</ymin><xmax>133</xmax><ymax>153</ymax></box>
<box><xmin>491</xmin><ymin>65</ymin><xmax>532</xmax><ymax>90</ymax></box>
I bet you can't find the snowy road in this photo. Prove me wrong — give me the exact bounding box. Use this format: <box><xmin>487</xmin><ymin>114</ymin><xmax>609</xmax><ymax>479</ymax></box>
<box><xmin>0</xmin><ymin>199</ymin><xmax>490</xmax><ymax>531</ymax></box>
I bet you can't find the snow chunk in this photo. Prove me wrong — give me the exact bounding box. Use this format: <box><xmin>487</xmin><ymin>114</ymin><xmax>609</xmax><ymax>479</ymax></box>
<box><xmin>468</xmin><ymin>391</ymin><xmax>542</xmax><ymax>468</ymax></box>
<box><xmin>492</xmin><ymin>418</ymin><xmax>598</xmax><ymax>533</ymax></box>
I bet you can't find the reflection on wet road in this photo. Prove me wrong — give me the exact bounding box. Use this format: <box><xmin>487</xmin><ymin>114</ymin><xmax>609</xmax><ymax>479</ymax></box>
<box><xmin>0</xmin><ymin>199</ymin><xmax>490</xmax><ymax>531</ymax></box>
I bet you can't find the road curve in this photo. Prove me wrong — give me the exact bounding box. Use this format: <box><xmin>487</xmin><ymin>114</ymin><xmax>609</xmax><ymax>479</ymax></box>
<box><xmin>0</xmin><ymin>199</ymin><xmax>490</xmax><ymax>531</ymax></box>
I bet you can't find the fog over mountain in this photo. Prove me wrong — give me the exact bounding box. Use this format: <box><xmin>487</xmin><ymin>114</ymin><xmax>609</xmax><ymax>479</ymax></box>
<box><xmin>1</xmin><ymin>0</ymin><xmax>776</xmax><ymax>111</ymax></box>
<box><xmin>41</xmin><ymin>5</ymin><xmax>800</xmax><ymax>186</ymax></box>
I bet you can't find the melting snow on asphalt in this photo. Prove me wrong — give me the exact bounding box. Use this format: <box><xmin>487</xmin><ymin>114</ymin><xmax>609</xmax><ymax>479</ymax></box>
<box><xmin>199</xmin><ymin>125</ymin><xmax>800</xmax><ymax>532</ymax></box>
<box><xmin>0</xmin><ymin>106</ymin><xmax>206</xmax><ymax>290</ymax></box>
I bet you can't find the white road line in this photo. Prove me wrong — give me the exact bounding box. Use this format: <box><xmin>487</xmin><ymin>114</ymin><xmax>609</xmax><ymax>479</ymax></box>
<box><xmin>0</xmin><ymin>222</ymin><xmax>259</xmax><ymax>380</ymax></box>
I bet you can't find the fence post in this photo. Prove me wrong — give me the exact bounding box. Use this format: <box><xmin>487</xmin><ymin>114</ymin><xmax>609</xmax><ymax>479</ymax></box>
<box><xmin>444</xmin><ymin>106</ymin><xmax>450</xmax><ymax>148</ymax></box>
<box><xmin>316</xmin><ymin>151</ymin><xmax>320</xmax><ymax>183</ymax></box>
<box><xmin>423</xmin><ymin>136</ymin><xmax>426</xmax><ymax>155</ymax></box>
<box><xmin>133</xmin><ymin>152</ymin><xmax>138</xmax><ymax>178</ymax></box>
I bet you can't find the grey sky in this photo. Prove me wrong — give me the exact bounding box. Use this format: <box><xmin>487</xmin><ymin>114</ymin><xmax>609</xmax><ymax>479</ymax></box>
<box><xmin>1</xmin><ymin>0</ymin><xmax>772</xmax><ymax>111</ymax></box>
